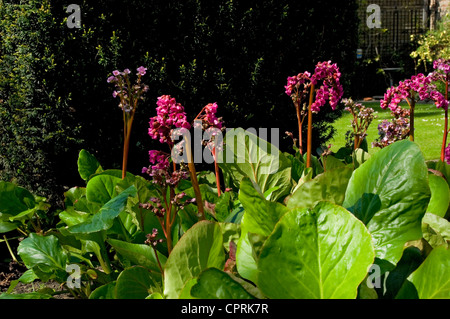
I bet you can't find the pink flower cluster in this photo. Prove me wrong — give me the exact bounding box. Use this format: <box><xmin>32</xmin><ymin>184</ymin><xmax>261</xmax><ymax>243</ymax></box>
<box><xmin>310</xmin><ymin>61</ymin><xmax>344</xmax><ymax>112</ymax></box>
<box><xmin>284</xmin><ymin>61</ymin><xmax>343</xmax><ymax>113</ymax></box>
<box><xmin>148</xmin><ymin>95</ymin><xmax>191</xmax><ymax>145</ymax></box>
<box><xmin>195</xmin><ymin>102</ymin><xmax>223</xmax><ymax>130</ymax></box>
<box><xmin>284</xmin><ymin>72</ymin><xmax>311</xmax><ymax>96</ymax></box>
<box><xmin>433</xmin><ymin>58</ymin><xmax>450</xmax><ymax>75</ymax></box>
<box><xmin>381</xmin><ymin>73</ymin><xmax>448</xmax><ymax>111</ymax></box>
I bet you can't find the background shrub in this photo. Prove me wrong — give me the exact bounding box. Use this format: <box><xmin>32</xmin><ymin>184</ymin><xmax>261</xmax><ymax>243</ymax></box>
<box><xmin>0</xmin><ymin>0</ymin><xmax>359</xmax><ymax>207</ymax></box>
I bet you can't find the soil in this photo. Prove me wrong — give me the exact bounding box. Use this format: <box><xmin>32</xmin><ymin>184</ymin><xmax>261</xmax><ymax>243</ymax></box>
<box><xmin>0</xmin><ymin>261</ymin><xmax>74</xmax><ymax>299</ymax></box>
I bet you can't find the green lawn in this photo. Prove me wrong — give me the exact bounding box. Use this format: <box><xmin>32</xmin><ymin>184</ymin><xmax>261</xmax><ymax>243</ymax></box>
<box><xmin>329</xmin><ymin>102</ymin><xmax>446</xmax><ymax>161</ymax></box>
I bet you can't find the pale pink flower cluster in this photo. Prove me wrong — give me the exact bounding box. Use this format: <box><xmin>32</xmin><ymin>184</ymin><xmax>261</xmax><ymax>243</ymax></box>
<box><xmin>107</xmin><ymin>66</ymin><xmax>149</xmax><ymax>113</ymax></box>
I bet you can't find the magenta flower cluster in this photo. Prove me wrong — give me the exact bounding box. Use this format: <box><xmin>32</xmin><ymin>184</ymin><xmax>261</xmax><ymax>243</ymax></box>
<box><xmin>310</xmin><ymin>61</ymin><xmax>344</xmax><ymax>112</ymax></box>
<box><xmin>445</xmin><ymin>143</ymin><xmax>450</xmax><ymax>165</ymax></box>
<box><xmin>148</xmin><ymin>95</ymin><xmax>191</xmax><ymax>145</ymax></box>
<box><xmin>381</xmin><ymin>73</ymin><xmax>448</xmax><ymax>111</ymax></box>
<box><xmin>284</xmin><ymin>72</ymin><xmax>311</xmax><ymax>96</ymax></box>
<box><xmin>194</xmin><ymin>102</ymin><xmax>224</xmax><ymax>130</ymax></box>
<box><xmin>284</xmin><ymin>61</ymin><xmax>343</xmax><ymax>113</ymax></box>
<box><xmin>143</xmin><ymin>95</ymin><xmax>191</xmax><ymax>186</ymax></box>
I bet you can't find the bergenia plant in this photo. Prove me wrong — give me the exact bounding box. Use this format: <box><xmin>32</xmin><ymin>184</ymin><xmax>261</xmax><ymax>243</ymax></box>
<box><xmin>107</xmin><ymin>66</ymin><xmax>149</xmax><ymax>179</ymax></box>
<box><xmin>142</xmin><ymin>95</ymin><xmax>203</xmax><ymax>253</ymax></box>
<box><xmin>429</xmin><ymin>58</ymin><xmax>450</xmax><ymax>162</ymax></box>
<box><xmin>380</xmin><ymin>73</ymin><xmax>448</xmax><ymax>141</ymax></box>
<box><xmin>285</xmin><ymin>61</ymin><xmax>344</xmax><ymax>168</ymax></box>
<box><xmin>342</xmin><ymin>98</ymin><xmax>377</xmax><ymax>150</ymax></box>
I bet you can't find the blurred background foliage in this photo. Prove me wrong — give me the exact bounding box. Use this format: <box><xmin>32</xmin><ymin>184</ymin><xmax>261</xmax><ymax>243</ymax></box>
<box><xmin>0</xmin><ymin>0</ymin><xmax>359</xmax><ymax>206</ymax></box>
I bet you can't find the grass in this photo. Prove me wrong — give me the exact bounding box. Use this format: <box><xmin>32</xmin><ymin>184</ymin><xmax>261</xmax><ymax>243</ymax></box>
<box><xmin>329</xmin><ymin>102</ymin><xmax>446</xmax><ymax>161</ymax></box>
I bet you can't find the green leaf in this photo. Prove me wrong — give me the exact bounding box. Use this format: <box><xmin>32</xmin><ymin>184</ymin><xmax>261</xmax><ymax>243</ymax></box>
<box><xmin>59</xmin><ymin>207</ymin><xmax>90</xmax><ymax>227</ymax></box>
<box><xmin>163</xmin><ymin>221</ymin><xmax>225</xmax><ymax>299</ymax></box>
<box><xmin>343</xmin><ymin>140</ymin><xmax>431</xmax><ymax>266</ymax></box>
<box><xmin>435</xmin><ymin>160</ymin><xmax>450</xmax><ymax>187</ymax></box>
<box><xmin>218</xmin><ymin>128</ymin><xmax>292</xmax><ymax>201</ymax></box>
<box><xmin>77</xmin><ymin>149</ymin><xmax>103</xmax><ymax>182</ymax></box>
<box><xmin>0</xmin><ymin>181</ymin><xmax>35</xmax><ymax>219</ymax></box>
<box><xmin>236</xmin><ymin>178</ymin><xmax>289</xmax><ymax>283</ymax></box>
<box><xmin>382</xmin><ymin>247</ymin><xmax>424</xmax><ymax>299</ymax></box>
<box><xmin>17</xmin><ymin>233</ymin><xmax>68</xmax><ymax>282</ymax></box>
<box><xmin>86</xmin><ymin>173</ymin><xmax>123</xmax><ymax>209</ymax></box>
<box><xmin>0</xmin><ymin>292</ymin><xmax>53</xmax><ymax>299</ymax></box>
<box><xmin>397</xmin><ymin>246</ymin><xmax>450</xmax><ymax>299</ymax></box>
<box><xmin>89</xmin><ymin>282</ymin><xmax>116</xmax><ymax>299</ymax></box>
<box><xmin>115</xmin><ymin>266</ymin><xmax>162</xmax><ymax>299</ymax></box>
<box><xmin>257</xmin><ymin>202</ymin><xmax>375</xmax><ymax>299</ymax></box>
<box><xmin>63</xmin><ymin>187</ymin><xmax>93</xmax><ymax>214</ymax></box>
<box><xmin>427</xmin><ymin>174</ymin><xmax>450</xmax><ymax>218</ymax></box>
<box><xmin>68</xmin><ymin>186</ymin><xmax>137</xmax><ymax>234</ymax></box>
<box><xmin>107</xmin><ymin>238</ymin><xmax>167</xmax><ymax>273</ymax></box>
<box><xmin>0</xmin><ymin>221</ymin><xmax>20</xmax><ymax>233</ymax></box>
<box><xmin>422</xmin><ymin>212</ymin><xmax>450</xmax><ymax>248</ymax></box>
<box><xmin>287</xmin><ymin>167</ymin><xmax>353</xmax><ymax>209</ymax></box>
<box><xmin>190</xmin><ymin>268</ymin><xmax>255</xmax><ymax>299</ymax></box>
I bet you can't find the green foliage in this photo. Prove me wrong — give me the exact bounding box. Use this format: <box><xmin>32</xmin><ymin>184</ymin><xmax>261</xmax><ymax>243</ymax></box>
<box><xmin>1</xmin><ymin>134</ymin><xmax>449</xmax><ymax>300</ymax></box>
<box><xmin>0</xmin><ymin>0</ymin><xmax>83</xmax><ymax>202</ymax></box>
<box><xmin>411</xmin><ymin>14</ymin><xmax>450</xmax><ymax>69</ymax></box>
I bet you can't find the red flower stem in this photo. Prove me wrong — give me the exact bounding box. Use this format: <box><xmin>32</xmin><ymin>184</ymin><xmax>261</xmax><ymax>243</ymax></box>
<box><xmin>122</xmin><ymin>114</ymin><xmax>134</xmax><ymax>179</ymax></box>
<box><xmin>409</xmin><ymin>99</ymin><xmax>415</xmax><ymax>142</ymax></box>
<box><xmin>295</xmin><ymin>101</ymin><xmax>304</xmax><ymax>155</ymax></box>
<box><xmin>441</xmin><ymin>81</ymin><xmax>449</xmax><ymax>162</ymax></box>
<box><xmin>306</xmin><ymin>84</ymin><xmax>315</xmax><ymax>169</ymax></box>
<box><xmin>184</xmin><ymin>135</ymin><xmax>205</xmax><ymax>220</ymax></box>
<box><xmin>212</xmin><ymin>147</ymin><xmax>222</xmax><ymax>197</ymax></box>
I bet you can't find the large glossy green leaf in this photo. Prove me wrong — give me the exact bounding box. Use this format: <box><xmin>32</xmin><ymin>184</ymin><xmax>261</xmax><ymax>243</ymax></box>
<box><xmin>287</xmin><ymin>167</ymin><xmax>353</xmax><ymax>209</ymax></box>
<box><xmin>218</xmin><ymin>128</ymin><xmax>292</xmax><ymax>201</ymax></box>
<box><xmin>107</xmin><ymin>238</ymin><xmax>167</xmax><ymax>273</ymax></box>
<box><xmin>86</xmin><ymin>172</ymin><xmax>123</xmax><ymax>209</ymax></box>
<box><xmin>190</xmin><ymin>268</ymin><xmax>255</xmax><ymax>299</ymax></box>
<box><xmin>427</xmin><ymin>174</ymin><xmax>450</xmax><ymax>218</ymax></box>
<box><xmin>397</xmin><ymin>246</ymin><xmax>450</xmax><ymax>299</ymax></box>
<box><xmin>17</xmin><ymin>233</ymin><xmax>68</xmax><ymax>282</ymax></box>
<box><xmin>343</xmin><ymin>140</ymin><xmax>431</xmax><ymax>266</ymax></box>
<box><xmin>67</xmin><ymin>186</ymin><xmax>137</xmax><ymax>234</ymax></box>
<box><xmin>0</xmin><ymin>181</ymin><xmax>35</xmax><ymax>219</ymax></box>
<box><xmin>257</xmin><ymin>202</ymin><xmax>375</xmax><ymax>299</ymax></box>
<box><xmin>77</xmin><ymin>149</ymin><xmax>103</xmax><ymax>182</ymax></box>
<box><xmin>236</xmin><ymin>178</ymin><xmax>289</xmax><ymax>283</ymax></box>
<box><xmin>163</xmin><ymin>221</ymin><xmax>225</xmax><ymax>299</ymax></box>
<box><xmin>115</xmin><ymin>266</ymin><xmax>162</xmax><ymax>299</ymax></box>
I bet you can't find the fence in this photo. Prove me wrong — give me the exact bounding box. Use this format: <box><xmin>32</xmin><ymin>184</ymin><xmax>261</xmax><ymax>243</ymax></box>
<box><xmin>358</xmin><ymin>0</ymin><xmax>428</xmax><ymax>59</ymax></box>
